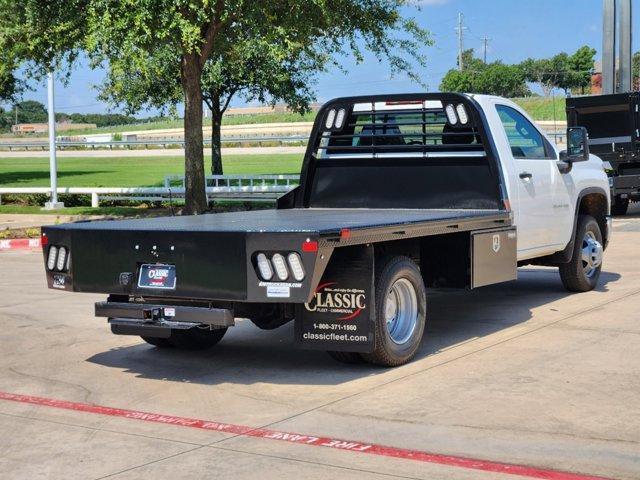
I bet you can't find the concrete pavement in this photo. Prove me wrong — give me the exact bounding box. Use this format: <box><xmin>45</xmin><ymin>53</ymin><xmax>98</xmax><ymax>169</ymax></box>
<box><xmin>0</xmin><ymin>208</ymin><xmax>639</xmax><ymax>479</ymax></box>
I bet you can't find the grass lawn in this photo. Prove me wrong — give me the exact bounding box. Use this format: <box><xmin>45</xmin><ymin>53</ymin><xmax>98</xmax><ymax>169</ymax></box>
<box><xmin>0</xmin><ymin>205</ymin><xmax>156</xmax><ymax>217</ymax></box>
<box><xmin>513</xmin><ymin>96</ymin><xmax>566</xmax><ymax>122</ymax></box>
<box><xmin>0</xmin><ymin>153</ymin><xmax>303</xmax><ymax>188</ymax></box>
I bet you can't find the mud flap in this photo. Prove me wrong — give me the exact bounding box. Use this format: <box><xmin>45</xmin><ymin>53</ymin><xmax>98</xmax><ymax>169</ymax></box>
<box><xmin>295</xmin><ymin>245</ymin><xmax>375</xmax><ymax>353</ymax></box>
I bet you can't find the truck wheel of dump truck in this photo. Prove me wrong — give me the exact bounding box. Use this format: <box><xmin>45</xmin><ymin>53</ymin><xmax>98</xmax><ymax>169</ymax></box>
<box><xmin>167</xmin><ymin>327</ymin><xmax>228</xmax><ymax>350</ymax></box>
<box><xmin>611</xmin><ymin>196</ymin><xmax>629</xmax><ymax>216</ymax></box>
<box><xmin>559</xmin><ymin>215</ymin><xmax>603</xmax><ymax>292</ymax></box>
<box><xmin>361</xmin><ymin>256</ymin><xmax>426</xmax><ymax>367</ymax></box>
<box><xmin>141</xmin><ymin>336</ymin><xmax>173</xmax><ymax>348</ymax></box>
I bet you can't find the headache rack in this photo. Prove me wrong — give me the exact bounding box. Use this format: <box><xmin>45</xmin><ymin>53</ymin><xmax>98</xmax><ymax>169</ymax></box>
<box><xmin>313</xmin><ymin>96</ymin><xmax>487</xmax><ymax>160</ymax></box>
<box><xmin>296</xmin><ymin>93</ymin><xmax>506</xmax><ymax>211</ymax></box>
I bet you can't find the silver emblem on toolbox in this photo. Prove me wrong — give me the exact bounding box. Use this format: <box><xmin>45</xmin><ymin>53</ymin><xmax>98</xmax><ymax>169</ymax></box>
<box><xmin>492</xmin><ymin>234</ymin><xmax>501</xmax><ymax>253</ymax></box>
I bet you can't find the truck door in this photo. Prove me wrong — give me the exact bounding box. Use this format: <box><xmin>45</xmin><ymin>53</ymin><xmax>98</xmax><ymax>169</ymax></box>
<box><xmin>495</xmin><ymin>104</ymin><xmax>571</xmax><ymax>257</ymax></box>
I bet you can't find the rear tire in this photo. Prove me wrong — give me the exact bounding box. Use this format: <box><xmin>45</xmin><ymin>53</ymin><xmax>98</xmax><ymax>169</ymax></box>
<box><xmin>611</xmin><ymin>196</ymin><xmax>629</xmax><ymax>216</ymax></box>
<box><xmin>141</xmin><ymin>336</ymin><xmax>172</xmax><ymax>348</ymax></box>
<box><xmin>327</xmin><ymin>351</ymin><xmax>364</xmax><ymax>364</ymax></box>
<box><xmin>167</xmin><ymin>327</ymin><xmax>228</xmax><ymax>350</ymax></box>
<box><xmin>361</xmin><ymin>256</ymin><xmax>426</xmax><ymax>367</ymax></box>
<box><xmin>559</xmin><ymin>215</ymin><xmax>603</xmax><ymax>292</ymax></box>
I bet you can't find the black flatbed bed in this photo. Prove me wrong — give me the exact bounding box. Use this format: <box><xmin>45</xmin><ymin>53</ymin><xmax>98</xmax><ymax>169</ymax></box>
<box><xmin>55</xmin><ymin>208</ymin><xmax>509</xmax><ymax>239</ymax></box>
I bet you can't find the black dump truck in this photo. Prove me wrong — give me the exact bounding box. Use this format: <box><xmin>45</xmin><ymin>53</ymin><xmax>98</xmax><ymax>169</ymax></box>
<box><xmin>42</xmin><ymin>93</ymin><xmax>608</xmax><ymax>367</ymax></box>
<box><xmin>567</xmin><ymin>92</ymin><xmax>640</xmax><ymax>215</ymax></box>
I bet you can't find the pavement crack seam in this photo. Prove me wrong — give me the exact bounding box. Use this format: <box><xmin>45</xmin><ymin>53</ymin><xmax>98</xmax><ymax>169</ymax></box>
<box><xmin>8</xmin><ymin>366</ymin><xmax>93</xmax><ymax>402</ymax></box>
<box><xmin>207</xmin><ymin>444</ymin><xmax>425</xmax><ymax>480</ymax></box>
<box><xmin>207</xmin><ymin>287</ymin><xmax>640</xmax><ymax>452</ymax></box>
<box><xmin>0</xmin><ymin>411</ymin><xmax>204</xmax><ymax>448</ymax></box>
<box><xmin>92</xmin><ymin>446</ymin><xmax>206</xmax><ymax>480</ymax></box>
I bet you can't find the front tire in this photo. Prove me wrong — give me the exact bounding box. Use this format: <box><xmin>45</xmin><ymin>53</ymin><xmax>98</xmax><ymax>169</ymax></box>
<box><xmin>361</xmin><ymin>256</ymin><xmax>426</xmax><ymax>367</ymax></box>
<box><xmin>559</xmin><ymin>215</ymin><xmax>603</xmax><ymax>292</ymax></box>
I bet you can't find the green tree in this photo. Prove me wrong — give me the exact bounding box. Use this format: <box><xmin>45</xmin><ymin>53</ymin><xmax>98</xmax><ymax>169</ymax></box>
<box><xmin>0</xmin><ymin>106</ymin><xmax>8</xmax><ymax>132</ymax></box>
<box><xmin>0</xmin><ymin>0</ymin><xmax>89</xmax><ymax>100</ymax></box>
<box><xmin>633</xmin><ymin>51</ymin><xmax>640</xmax><ymax>89</ymax></box>
<box><xmin>2</xmin><ymin>1</ymin><xmax>430</xmax><ymax>213</ymax></box>
<box><xmin>569</xmin><ymin>46</ymin><xmax>596</xmax><ymax>94</ymax></box>
<box><xmin>98</xmin><ymin>35</ymin><xmax>320</xmax><ymax>175</ymax></box>
<box><xmin>440</xmin><ymin>50</ymin><xmax>529</xmax><ymax>97</ymax></box>
<box><xmin>521</xmin><ymin>58</ymin><xmax>554</xmax><ymax>96</ymax></box>
<box><xmin>439</xmin><ymin>69</ymin><xmax>475</xmax><ymax>93</ymax></box>
<box><xmin>474</xmin><ymin>63</ymin><xmax>529</xmax><ymax>97</ymax></box>
<box><xmin>8</xmin><ymin>100</ymin><xmax>48</xmax><ymax>124</ymax></box>
<box><xmin>88</xmin><ymin>1</ymin><xmax>431</xmax><ymax>213</ymax></box>
<box><xmin>459</xmin><ymin>48</ymin><xmax>485</xmax><ymax>72</ymax></box>
<box><xmin>521</xmin><ymin>46</ymin><xmax>595</xmax><ymax>95</ymax></box>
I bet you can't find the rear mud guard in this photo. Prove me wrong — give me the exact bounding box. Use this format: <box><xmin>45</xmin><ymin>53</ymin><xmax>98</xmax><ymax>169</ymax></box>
<box><xmin>295</xmin><ymin>245</ymin><xmax>375</xmax><ymax>353</ymax></box>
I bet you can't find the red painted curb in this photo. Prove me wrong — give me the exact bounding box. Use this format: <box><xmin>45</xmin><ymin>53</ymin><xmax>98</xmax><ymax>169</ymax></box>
<box><xmin>0</xmin><ymin>238</ymin><xmax>41</xmax><ymax>250</ymax></box>
<box><xmin>0</xmin><ymin>391</ymin><xmax>612</xmax><ymax>480</ymax></box>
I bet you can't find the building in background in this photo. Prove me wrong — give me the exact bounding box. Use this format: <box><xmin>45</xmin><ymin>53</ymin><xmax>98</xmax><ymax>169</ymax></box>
<box><xmin>11</xmin><ymin>122</ymin><xmax>97</xmax><ymax>134</ymax></box>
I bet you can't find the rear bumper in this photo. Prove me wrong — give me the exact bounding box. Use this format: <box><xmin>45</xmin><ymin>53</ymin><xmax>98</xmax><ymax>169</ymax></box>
<box><xmin>95</xmin><ymin>301</ymin><xmax>235</xmax><ymax>337</ymax></box>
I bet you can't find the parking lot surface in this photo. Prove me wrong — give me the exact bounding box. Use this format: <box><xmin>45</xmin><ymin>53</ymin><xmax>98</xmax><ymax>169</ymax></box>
<box><xmin>1</xmin><ymin>207</ymin><xmax>639</xmax><ymax>480</ymax></box>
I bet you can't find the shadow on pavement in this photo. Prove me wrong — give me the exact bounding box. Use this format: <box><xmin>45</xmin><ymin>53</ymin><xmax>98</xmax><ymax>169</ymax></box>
<box><xmin>87</xmin><ymin>268</ymin><xmax>621</xmax><ymax>386</ymax></box>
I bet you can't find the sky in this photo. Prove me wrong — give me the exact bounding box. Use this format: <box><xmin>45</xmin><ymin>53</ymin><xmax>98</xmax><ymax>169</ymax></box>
<box><xmin>6</xmin><ymin>0</ymin><xmax>636</xmax><ymax>117</ymax></box>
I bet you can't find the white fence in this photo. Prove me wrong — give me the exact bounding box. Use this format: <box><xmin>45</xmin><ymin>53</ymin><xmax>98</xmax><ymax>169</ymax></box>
<box><xmin>0</xmin><ymin>175</ymin><xmax>300</xmax><ymax>207</ymax></box>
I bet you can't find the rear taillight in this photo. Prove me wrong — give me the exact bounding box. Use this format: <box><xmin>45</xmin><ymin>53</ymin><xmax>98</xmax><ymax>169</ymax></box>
<box><xmin>254</xmin><ymin>251</ymin><xmax>307</xmax><ymax>282</ymax></box>
<box><xmin>47</xmin><ymin>246</ymin><xmax>58</xmax><ymax>271</ymax></box>
<box><xmin>287</xmin><ymin>253</ymin><xmax>305</xmax><ymax>281</ymax></box>
<box><xmin>56</xmin><ymin>247</ymin><xmax>68</xmax><ymax>271</ymax></box>
<box><xmin>46</xmin><ymin>244</ymin><xmax>70</xmax><ymax>272</ymax></box>
<box><xmin>271</xmin><ymin>254</ymin><xmax>289</xmax><ymax>281</ymax></box>
<box><xmin>256</xmin><ymin>253</ymin><xmax>274</xmax><ymax>281</ymax></box>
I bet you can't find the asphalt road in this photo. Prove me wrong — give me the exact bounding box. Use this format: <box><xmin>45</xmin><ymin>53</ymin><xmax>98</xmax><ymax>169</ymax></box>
<box><xmin>0</xmin><ymin>208</ymin><xmax>639</xmax><ymax>479</ymax></box>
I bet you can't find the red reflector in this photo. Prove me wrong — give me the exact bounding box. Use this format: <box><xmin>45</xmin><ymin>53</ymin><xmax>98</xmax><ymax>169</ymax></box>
<box><xmin>302</xmin><ymin>240</ymin><xmax>318</xmax><ymax>253</ymax></box>
<box><xmin>41</xmin><ymin>234</ymin><xmax>49</xmax><ymax>247</ymax></box>
<box><xmin>340</xmin><ymin>228</ymin><xmax>351</xmax><ymax>239</ymax></box>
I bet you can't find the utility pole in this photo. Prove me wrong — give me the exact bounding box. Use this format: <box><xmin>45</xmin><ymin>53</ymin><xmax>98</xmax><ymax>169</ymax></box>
<box><xmin>455</xmin><ymin>13</ymin><xmax>467</xmax><ymax>70</ymax></box>
<box><xmin>619</xmin><ymin>0</ymin><xmax>632</xmax><ymax>92</ymax></box>
<box><xmin>43</xmin><ymin>71</ymin><xmax>63</xmax><ymax>210</ymax></box>
<box><xmin>602</xmin><ymin>0</ymin><xmax>616</xmax><ymax>94</ymax></box>
<box><xmin>481</xmin><ymin>36</ymin><xmax>492</xmax><ymax>64</ymax></box>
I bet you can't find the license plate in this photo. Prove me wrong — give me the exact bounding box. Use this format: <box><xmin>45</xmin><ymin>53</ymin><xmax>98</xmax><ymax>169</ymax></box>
<box><xmin>138</xmin><ymin>264</ymin><xmax>177</xmax><ymax>290</ymax></box>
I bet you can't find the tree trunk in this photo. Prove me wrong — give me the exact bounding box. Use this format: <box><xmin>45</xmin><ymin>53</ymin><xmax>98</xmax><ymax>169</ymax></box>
<box><xmin>210</xmin><ymin>91</ymin><xmax>223</xmax><ymax>175</ymax></box>
<box><xmin>181</xmin><ymin>53</ymin><xmax>207</xmax><ymax>215</ymax></box>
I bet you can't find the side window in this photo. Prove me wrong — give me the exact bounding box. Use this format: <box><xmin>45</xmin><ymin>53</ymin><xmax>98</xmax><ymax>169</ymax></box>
<box><xmin>496</xmin><ymin>105</ymin><xmax>552</xmax><ymax>159</ymax></box>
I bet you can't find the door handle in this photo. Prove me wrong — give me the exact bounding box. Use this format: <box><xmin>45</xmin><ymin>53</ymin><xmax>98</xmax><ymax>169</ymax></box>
<box><xmin>519</xmin><ymin>172</ymin><xmax>533</xmax><ymax>180</ymax></box>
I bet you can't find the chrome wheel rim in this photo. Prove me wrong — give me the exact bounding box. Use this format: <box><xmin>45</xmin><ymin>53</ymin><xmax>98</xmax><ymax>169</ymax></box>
<box><xmin>384</xmin><ymin>278</ymin><xmax>418</xmax><ymax>345</ymax></box>
<box><xmin>582</xmin><ymin>231</ymin><xmax>603</xmax><ymax>278</ymax></box>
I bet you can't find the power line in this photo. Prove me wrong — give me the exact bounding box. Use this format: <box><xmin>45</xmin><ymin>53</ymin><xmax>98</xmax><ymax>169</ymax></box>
<box><xmin>480</xmin><ymin>36</ymin><xmax>492</xmax><ymax>64</ymax></box>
